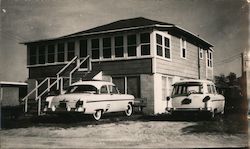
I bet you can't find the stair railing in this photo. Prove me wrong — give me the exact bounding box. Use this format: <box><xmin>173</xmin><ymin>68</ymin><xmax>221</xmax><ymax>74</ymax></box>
<box><xmin>36</xmin><ymin>77</ymin><xmax>62</xmax><ymax>115</ymax></box>
<box><xmin>21</xmin><ymin>77</ymin><xmax>51</xmax><ymax>112</ymax></box>
<box><xmin>56</xmin><ymin>56</ymin><xmax>78</xmax><ymax>90</ymax></box>
<box><xmin>69</xmin><ymin>55</ymin><xmax>91</xmax><ymax>85</ymax></box>
<box><xmin>22</xmin><ymin>56</ymin><xmax>78</xmax><ymax>114</ymax></box>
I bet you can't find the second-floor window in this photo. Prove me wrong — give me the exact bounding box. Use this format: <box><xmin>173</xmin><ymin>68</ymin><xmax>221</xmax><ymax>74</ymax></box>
<box><xmin>115</xmin><ymin>36</ymin><xmax>124</xmax><ymax>58</ymax></box>
<box><xmin>91</xmin><ymin>39</ymin><xmax>100</xmax><ymax>59</ymax></box>
<box><xmin>48</xmin><ymin>44</ymin><xmax>55</xmax><ymax>63</ymax></box>
<box><xmin>156</xmin><ymin>33</ymin><xmax>171</xmax><ymax>59</ymax></box>
<box><xmin>80</xmin><ymin>40</ymin><xmax>88</xmax><ymax>58</ymax></box>
<box><xmin>156</xmin><ymin>34</ymin><xmax>163</xmax><ymax>56</ymax></box>
<box><xmin>199</xmin><ymin>47</ymin><xmax>203</xmax><ymax>59</ymax></box>
<box><xmin>140</xmin><ymin>33</ymin><xmax>150</xmax><ymax>56</ymax></box>
<box><xmin>103</xmin><ymin>37</ymin><xmax>111</xmax><ymax>58</ymax></box>
<box><xmin>38</xmin><ymin>45</ymin><xmax>45</xmax><ymax>64</ymax></box>
<box><xmin>207</xmin><ymin>50</ymin><xmax>213</xmax><ymax>68</ymax></box>
<box><xmin>180</xmin><ymin>38</ymin><xmax>187</xmax><ymax>59</ymax></box>
<box><xmin>127</xmin><ymin>34</ymin><xmax>137</xmax><ymax>57</ymax></box>
<box><xmin>67</xmin><ymin>42</ymin><xmax>75</xmax><ymax>61</ymax></box>
<box><xmin>28</xmin><ymin>45</ymin><xmax>37</xmax><ymax>65</ymax></box>
<box><xmin>57</xmin><ymin>43</ymin><xmax>65</xmax><ymax>62</ymax></box>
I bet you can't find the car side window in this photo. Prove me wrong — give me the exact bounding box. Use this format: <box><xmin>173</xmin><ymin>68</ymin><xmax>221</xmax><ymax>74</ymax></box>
<box><xmin>109</xmin><ymin>85</ymin><xmax>119</xmax><ymax>94</ymax></box>
<box><xmin>100</xmin><ymin>85</ymin><xmax>108</xmax><ymax>94</ymax></box>
<box><xmin>207</xmin><ymin>85</ymin><xmax>212</xmax><ymax>94</ymax></box>
<box><xmin>211</xmin><ymin>85</ymin><xmax>216</xmax><ymax>94</ymax></box>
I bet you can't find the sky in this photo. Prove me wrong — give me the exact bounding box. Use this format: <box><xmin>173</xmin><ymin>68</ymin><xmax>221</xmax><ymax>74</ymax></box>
<box><xmin>0</xmin><ymin>0</ymin><xmax>249</xmax><ymax>82</ymax></box>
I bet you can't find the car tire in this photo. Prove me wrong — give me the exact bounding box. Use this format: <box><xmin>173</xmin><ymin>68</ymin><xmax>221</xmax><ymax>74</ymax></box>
<box><xmin>93</xmin><ymin>110</ymin><xmax>102</xmax><ymax>121</ymax></box>
<box><xmin>125</xmin><ymin>104</ymin><xmax>133</xmax><ymax>117</ymax></box>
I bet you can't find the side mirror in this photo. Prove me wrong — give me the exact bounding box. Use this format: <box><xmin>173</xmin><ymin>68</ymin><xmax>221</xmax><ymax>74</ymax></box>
<box><xmin>166</xmin><ymin>96</ymin><xmax>171</xmax><ymax>101</ymax></box>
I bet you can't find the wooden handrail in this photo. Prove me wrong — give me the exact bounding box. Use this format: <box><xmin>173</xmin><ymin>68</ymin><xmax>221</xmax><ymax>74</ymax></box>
<box><xmin>56</xmin><ymin>56</ymin><xmax>78</xmax><ymax>77</ymax></box>
<box><xmin>69</xmin><ymin>55</ymin><xmax>90</xmax><ymax>85</ymax></box>
<box><xmin>36</xmin><ymin>77</ymin><xmax>60</xmax><ymax>100</ymax></box>
<box><xmin>21</xmin><ymin>77</ymin><xmax>50</xmax><ymax>101</ymax></box>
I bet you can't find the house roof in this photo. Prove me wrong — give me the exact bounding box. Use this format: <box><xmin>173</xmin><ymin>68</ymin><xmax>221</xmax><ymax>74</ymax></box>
<box><xmin>0</xmin><ymin>81</ymin><xmax>27</xmax><ymax>87</ymax></box>
<box><xmin>21</xmin><ymin>17</ymin><xmax>213</xmax><ymax>48</ymax></box>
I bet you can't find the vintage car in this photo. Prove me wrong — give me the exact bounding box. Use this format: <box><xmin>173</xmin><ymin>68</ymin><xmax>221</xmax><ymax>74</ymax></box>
<box><xmin>44</xmin><ymin>80</ymin><xmax>135</xmax><ymax>120</ymax></box>
<box><xmin>165</xmin><ymin>80</ymin><xmax>225</xmax><ymax>118</ymax></box>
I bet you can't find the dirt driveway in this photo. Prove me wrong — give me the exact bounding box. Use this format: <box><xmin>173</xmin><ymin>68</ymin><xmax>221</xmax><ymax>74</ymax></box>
<box><xmin>0</xmin><ymin>113</ymin><xmax>248</xmax><ymax>148</ymax></box>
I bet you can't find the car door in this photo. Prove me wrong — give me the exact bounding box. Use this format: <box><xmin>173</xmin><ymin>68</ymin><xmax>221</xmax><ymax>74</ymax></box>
<box><xmin>109</xmin><ymin>85</ymin><xmax>125</xmax><ymax>112</ymax></box>
<box><xmin>99</xmin><ymin>85</ymin><xmax>112</xmax><ymax>112</ymax></box>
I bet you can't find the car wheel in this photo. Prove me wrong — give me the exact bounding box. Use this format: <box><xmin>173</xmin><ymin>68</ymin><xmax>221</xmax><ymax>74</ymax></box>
<box><xmin>125</xmin><ymin>104</ymin><xmax>133</xmax><ymax>117</ymax></box>
<box><xmin>93</xmin><ymin>110</ymin><xmax>102</xmax><ymax>121</ymax></box>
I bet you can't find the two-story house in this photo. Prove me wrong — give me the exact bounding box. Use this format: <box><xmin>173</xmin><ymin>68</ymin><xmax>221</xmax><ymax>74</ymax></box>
<box><xmin>22</xmin><ymin>17</ymin><xmax>214</xmax><ymax>114</ymax></box>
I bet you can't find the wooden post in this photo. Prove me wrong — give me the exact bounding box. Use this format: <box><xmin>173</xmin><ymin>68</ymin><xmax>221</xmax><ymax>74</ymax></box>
<box><xmin>38</xmin><ymin>97</ymin><xmax>41</xmax><ymax>116</ymax></box>
<box><xmin>48</xmin><ymin>78</ymin><xmax>50</xmax><ymax>92</ymax></box>
<box><xmin>25</xmin><ymin>98</ymin><xmax>28</xmax><ymax>113</ymax></box>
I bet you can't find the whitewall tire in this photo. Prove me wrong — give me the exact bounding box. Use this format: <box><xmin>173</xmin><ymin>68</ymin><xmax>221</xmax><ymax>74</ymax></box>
<box><xmin>93</xmin><ymin>110</ymin><xmax>102</xmax><ymax>121</ymax></box>
<box><xmin>125</xmin><ymin>104</ymin><xmax>133</xmax><ymax>117</ymax></box>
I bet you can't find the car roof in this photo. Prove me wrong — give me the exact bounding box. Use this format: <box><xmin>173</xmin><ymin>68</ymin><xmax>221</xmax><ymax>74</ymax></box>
<box><xmin>173</xmin><ymin>79</ymin><xmax>214</xmax><ymax>85</ymax></box>
<box><xmin>71</xmin><ymin>80</ymin><xmax>115</xmax><ymax>89</ymax></box>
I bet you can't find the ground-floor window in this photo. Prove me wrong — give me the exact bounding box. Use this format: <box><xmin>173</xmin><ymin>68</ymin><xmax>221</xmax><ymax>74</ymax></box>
<box><xmin>112</xmin><ymin>76</ymin><xmax>141</xmax><ymax>98</ymax></box>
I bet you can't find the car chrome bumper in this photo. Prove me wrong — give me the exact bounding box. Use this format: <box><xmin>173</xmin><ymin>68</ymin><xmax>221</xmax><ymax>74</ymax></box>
<box><xmin>44</xmin><ymin>107</ymin><xmax>86</xmax><ymax>114</ymax></box>
<box><xmin>166</xmin><ymin>107</ymin><xmax>213</xmax><ymax>112</ymax></box>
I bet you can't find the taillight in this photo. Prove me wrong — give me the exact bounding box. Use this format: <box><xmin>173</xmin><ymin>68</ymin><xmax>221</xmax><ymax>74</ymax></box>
<box><xmin>202</xmin><ymin>96</ymin><xmax>210</xmax><ymax>102</ymax></box>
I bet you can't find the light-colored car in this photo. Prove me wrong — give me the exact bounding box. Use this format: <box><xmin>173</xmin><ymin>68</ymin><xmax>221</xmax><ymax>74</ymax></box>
<box><xmin>166</xmin><ymin>80</ymin><xmax>225</xmax><ymax>118</ymax></box>
<box><xmin>44</xmin><ymin>80</ymin><xmax>135</xmax><ymax>120</ymax></box>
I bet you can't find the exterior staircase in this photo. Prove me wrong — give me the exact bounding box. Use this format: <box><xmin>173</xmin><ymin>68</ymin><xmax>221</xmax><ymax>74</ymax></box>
<box><xmin>21</xmin><ymin>55</ymin><xmax>92</xmax><ymax>115</ymax></box>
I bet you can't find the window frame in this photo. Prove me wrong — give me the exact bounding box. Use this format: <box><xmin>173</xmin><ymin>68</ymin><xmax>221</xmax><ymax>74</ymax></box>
<box><xmin>199</xmin><ymin>47</ymin><xmax>203</xmax><ymax>59</ymax></box>
<box><xmin>127</xmin><ymin>34</ymin><xmax>137</xmax><ymax>58</ymax></box>
<box><xmin>140</xmin><ymin>32</ymin><xmax>151</xmax><ymax>56</ymax></box>
<box><xmin>114</xmin><ymin>36</ymin><xmax>124</xmax><ymax>58</ymax></box>
<box><xmin>91</xmin><ymin>38</ymin><xmax>100</xmax><ymax>60</ymax></box>
<box><xmin>207</xmin><ymin>50</ymin><xmax>213</xmax><ymax>68</ymax></box>
<box><xmin>102</xmin><ymin>37</ymin><xmax>112</xmax><ymax>59</ymax></box>
<box><xmin>28</xmin><ymin>45</ymin><xmax>37</xmax><ymax>65</ymax></box>
<box><xmin>155</xmin><ymin>32</ymin><xmax>171</xmax><ymax>61</ymax></box>
<box><xmin>47</xmin><ymin>44</ymin><xmax>55</xmax><ymax>63</ymax></box>
<box><xmin>180</xmin><ymin>38</ymin><xmax>187</xmax><ymax>59</ymax></box>
<box><xmin>67</xmin><ymin>41</ymin><xmax>75</xmax><ymax>61</ymax></box>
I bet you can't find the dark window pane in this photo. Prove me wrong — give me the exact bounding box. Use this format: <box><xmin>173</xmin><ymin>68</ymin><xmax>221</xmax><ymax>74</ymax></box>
<box><xmin>140</xmin><ymin>33</ymin><xmax>150</xmax><ymax>43</ymax></box>
<box><xmin>67</xmin><ymin>42</ymin><xmax>75</xmax><ymax>61</ymax></box>
<box><xmin>58</xmin><ymin>53</ymin><xmax>64</xmax><ymax>62</ymax></box>
<box><xmin>115</xmin><ymin>36</ymin><xmax>123</xmax><ymax>46</ymax></box>
<box><xmin>80</xmin><ymin>60</ymin><xmax>88</xmax><ymax>69</ymax></box>
<box><xmin>127</xmin><ymin>34</ymin><xmax>136</xmax><ymax>45</ymax></box>
<box><xmin>112</xmin><ymin>77</ymin><xmax>125</xmax><ymax>94</ymax></box>
<box><xmin>165</xmin><ymin>48</ymin><xmax>170</xmax><ymax>58</ymax></box>
<box><xmin>156</xmin><ymin>34</ymin><xmax>162</xmax><ymax>44</ymax></box>
<box><xmin>103</xmin><ymin>38</ymin><xmax>111</xmax><ymax>47</ymax></box>
<box><xmin>141</xmin><ymin>44</ymin><xmax>150</xmax><ymax>55</ymax></box>
<box><xmin>115</xmin><ymin>47</ymin><xmax>124</xmax><ymax>57</ymax></box>
<box><xmin>48</xmin><ymin>45</ymin><xmax>55</xmax><ymax>63</ymax></box>
<box><xmin>103</xmin><ymin>48</ymin><xmax>111</xmax><ymax>58</ymax></box>
<box><xmin>182</xmin><ymin>48</ymin><xmax>186</xmax><ymax>58</ymax></box>
<box><xmin>28</xmin><ymin>46</ymin><xmax>37</xmax><ymax>65</ymax></box>
<box><xmin>80</xmin><ymin>40</ymin><xmax>87</xmax><ymax>58</ymax></box>
<box><xmin>92</xmin><ymin>50</ymin><xmax>99</xmax><ymax>59</ymax></box>
<box><xmin>91</xmin><ymin>39</ymin><xmax>99</xmax><ymax>48</ymax></box>
<box><xmin>157</xmin><ymin>45</ymin><xmax>163</xmax><ymax>56</ymax></box>
<box><xmin>38</xmin><ymin>45</ymin><xmax>45</xmax><ymax>64</ymax></box>
<box><xmin>29</xmin><ymin>46</ymin><xmax>37</xmax><ymax>55</ymax></box>
<box><xmin>128</xmin><ymin>46</ymin><xmax>136</xmax><ymax>57</ymax></box>
<box><xmin>57</xmin><ymin>43</ymin><xmax>65</xmax><ymax>53</ymax></box>
<box><xmin>30</xmin><ymin>56</ymin><xmax>36</xmax><ymax>65</ymax></box>
<box><xmin>164</xmin><ymin>37</ymin><xmax>169</xmax><ymax>47</ymax></box>
<box><xmin>127</xmin><ymin>76</ymin><xmax>141</xmax><ymax>98</ymax></box>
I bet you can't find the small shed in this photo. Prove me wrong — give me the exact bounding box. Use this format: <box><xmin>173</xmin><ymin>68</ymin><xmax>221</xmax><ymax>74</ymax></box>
<box><xmin>0</xmin><ymin>81</ymin><xmax>27</xmax><ymax>107</ymax></box>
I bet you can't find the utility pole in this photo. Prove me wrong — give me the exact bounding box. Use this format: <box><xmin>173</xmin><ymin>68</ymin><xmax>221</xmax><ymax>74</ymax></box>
<box><xmin>242</xmin><ymin>50</ymin><xmax>250</xmax><ymax>114</ymax></box>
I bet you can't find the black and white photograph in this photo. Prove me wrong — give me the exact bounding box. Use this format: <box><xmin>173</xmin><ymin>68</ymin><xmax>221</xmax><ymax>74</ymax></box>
<box><xmin>0</xmin><ymin>0</ymin><xmax>249</xmax><ymax>148</ymax></box>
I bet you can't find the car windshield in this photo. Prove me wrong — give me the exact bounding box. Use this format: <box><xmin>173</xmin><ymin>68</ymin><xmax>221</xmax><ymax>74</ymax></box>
<box><xmin>65</xmin><ymin>85</ymin><xmax>98</xmax><ymax>94</ymax></box>
<box><xmin>172</xmin><ymin>82</ymin><xmax>203</xmax><ymax>97</ymax></box>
